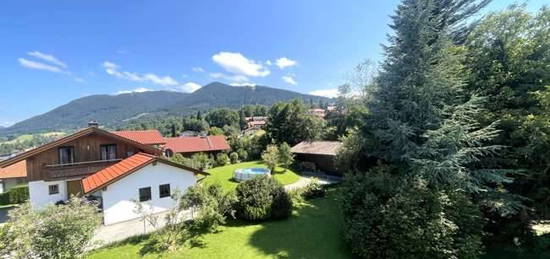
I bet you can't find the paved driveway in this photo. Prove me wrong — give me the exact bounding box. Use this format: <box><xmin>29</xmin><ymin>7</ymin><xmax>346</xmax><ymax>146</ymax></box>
<box><xmin>89</xmin><ymin>209</ymin><xmax>193</xmax><ymax>250</ymax></box>
<box><xmin>284</xmin><ymin>172</ymin><xmax>342</xmax><ymax>191</ymax></box>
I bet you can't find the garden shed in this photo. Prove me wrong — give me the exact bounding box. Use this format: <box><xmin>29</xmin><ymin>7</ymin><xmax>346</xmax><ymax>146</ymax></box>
<box><xmin>291</xmin><ymin>141</ymin><xmax>342</xmax><ymax>175</ymax></box>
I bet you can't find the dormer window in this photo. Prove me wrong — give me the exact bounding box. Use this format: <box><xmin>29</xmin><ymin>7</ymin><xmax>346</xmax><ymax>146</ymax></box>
<box><xmin>100</xmin><ymin>144</ymin><xmax>117</xmax><ymax>160</ymax></box>
<box><xmin>58</xmin><ymin>146</ymin><xmax>74</xmax><ymax>164</ymax></box>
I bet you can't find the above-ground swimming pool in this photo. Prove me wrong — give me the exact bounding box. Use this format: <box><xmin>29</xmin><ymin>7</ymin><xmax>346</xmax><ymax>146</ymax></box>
<box><xmin>234</xmin><ymin>167</ymin><xmax>271</xmax><ymax>182</ymax></box>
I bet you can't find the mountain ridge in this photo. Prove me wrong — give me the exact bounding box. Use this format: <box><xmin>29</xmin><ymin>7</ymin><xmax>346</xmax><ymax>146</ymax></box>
<box><xmin>0</xmin><ymin>82</ymin><xmax>330</xmax><ymax>136</ymax></box>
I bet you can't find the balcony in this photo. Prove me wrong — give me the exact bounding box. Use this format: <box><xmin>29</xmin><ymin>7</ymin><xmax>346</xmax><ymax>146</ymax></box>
<box><xmin>44</xmin><ymin>159</ymin><xmax>121</xmax><ymax>180</ymax></box>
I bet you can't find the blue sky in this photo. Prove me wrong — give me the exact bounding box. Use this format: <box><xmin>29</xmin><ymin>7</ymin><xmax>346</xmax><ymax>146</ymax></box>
<box><xmin>0</xmin><ymin>0</ymin><xmax>547</xmax><ymax>126</ymax></box>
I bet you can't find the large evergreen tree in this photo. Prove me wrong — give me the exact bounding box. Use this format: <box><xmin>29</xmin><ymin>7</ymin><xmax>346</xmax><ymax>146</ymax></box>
<box><xmin>341</xmin><ymin>0</ymin><xmax>515</xmax><ymax>257</ymax></box>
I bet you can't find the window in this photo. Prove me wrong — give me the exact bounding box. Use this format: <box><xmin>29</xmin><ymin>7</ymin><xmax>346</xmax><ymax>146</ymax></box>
<box><xmin>58</xmin><ymin>146</ymin><xmax>74</xmax><ymax>164</ymax></box>
<box><xmin>159</xmin><ymin>184</ymin><xmax>171</xmax><ymax>198</ymax></box>
<box><xmin>139</xmin><ymin>187</ymin><xmax>151</xmax><ymax>202</ymax></box>
<box><xmin>100</xmin><ymin>144</ymin><xmax>117</xmax><ymax>160</ymax></box>
<box><xmin>49</xmin><ymin>184</ymin><xmax>59</xmax><ymax>195</ymax></box>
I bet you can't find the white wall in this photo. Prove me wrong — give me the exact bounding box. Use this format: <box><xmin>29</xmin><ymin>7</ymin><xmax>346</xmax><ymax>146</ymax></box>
<box><xmin>29</xmin><ymin>180</ymin><xmax>68</xmax><ymax>209</ymax></box>
<box><xmin>100</xmin><ymin>162</ymin><xmax>197</xmax><ymax>225</ymax></box>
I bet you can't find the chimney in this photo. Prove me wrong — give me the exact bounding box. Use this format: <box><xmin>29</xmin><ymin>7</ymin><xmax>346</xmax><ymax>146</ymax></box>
<box><xmin>88</xmin><ymin>120</ymin><xmax>99</xmax><ymax>127</ymax></box>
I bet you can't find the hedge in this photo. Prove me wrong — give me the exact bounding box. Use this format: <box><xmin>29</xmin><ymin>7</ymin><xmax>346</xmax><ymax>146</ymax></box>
<box><xmin>8</xmin><ymin>185</ymin><xmax>29</xmax><ymax>204</ymax></box>
<box><xmin>0</xmin><ymin>192</ymin><xmax>9</xmax><ymax>205</ymax></box>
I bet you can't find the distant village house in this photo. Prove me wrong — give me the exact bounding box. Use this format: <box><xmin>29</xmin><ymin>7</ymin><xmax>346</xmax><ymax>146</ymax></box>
<box><xmin>163</xmin><ymin>135</ymin><xmax>230</xmax><ymax>157</ymax></box>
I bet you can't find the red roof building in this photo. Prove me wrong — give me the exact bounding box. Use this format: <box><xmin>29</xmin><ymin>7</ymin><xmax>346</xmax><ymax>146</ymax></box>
<box><xmin>82</xmin><ymin>152</ymin><xmax>203</xmax><ymax>194</ymax></box>
<box><xmin>164</xmin><ymin>136</ymin><xmax>230</xmax><ymax>156</ymax></box>
<box><xmin>112</xmin><ymin>130</ymin><xmax>166</xmax><ymax>145</ymax></box>
<box><xmin>0</xmin><ymin>160</ymin><xmax>27</xmax><ymax>179</ymax></box>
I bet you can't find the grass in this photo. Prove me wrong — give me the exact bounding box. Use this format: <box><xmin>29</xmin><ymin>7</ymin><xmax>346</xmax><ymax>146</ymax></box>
<box><xmin>202</xmin><ymin>161</ymin><xmax>301</xmax><ymax>192</ymax></box>
<box><xmin>87</xmin><ymin>188</ymin><xmax>351</xmax><ymax>259</ymax></box>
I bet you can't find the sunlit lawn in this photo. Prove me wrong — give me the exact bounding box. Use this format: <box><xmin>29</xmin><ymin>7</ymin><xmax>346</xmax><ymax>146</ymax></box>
<box><xmin>202</xmin><ymin>161</ymin><xmax>301</xmax><ymax>191</ymax></box>
<box><xmin>87</xmin><ymin>188</ymin><xmax>351</xmax><ymax>259</ymax></box>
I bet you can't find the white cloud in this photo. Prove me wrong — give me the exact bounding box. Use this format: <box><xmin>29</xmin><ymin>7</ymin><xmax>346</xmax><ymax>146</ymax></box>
<box><xmin>180</xmin><ymin>82</ymin><xmax>202</xmax><ymax>92</ymax></box>
<box><xmin>103</xmin><ymin>61</ymin><xmax>178</xmax><ymax>86</ymax></box>
<box><xmin>275</xmin><ymin>57</ymin><xmax>297</xmax><ymax>69</ymax></box>
<box><xmin>18</xmin><ymin>58</ymin><xmax>64</xmax><ymax>73</ymax></box>
<box><xmin>192</xmin><ymin>67</ymin><xmax>205</xmax><ymax>72</ymax></box>
<box><xmin>212</xmin><ymin>52</ymin><xmax>270</xmax><ymax>77</ymax></box>
<box><xmin>282</xmin><ymin>75</ymin><xmax>297</xmax><ymax>85</ymax></box>
<box><xmin>116</xmin><ymin>87</ymin><xmax>153</xmax><ymax>95</ymax></box>
<box><xmin>309</xmin><ymin>88</ymin><xmax>339</xmax><ymax>98</ymax></box>
<box><xmin>27</xmin><ymin>51</ymin><xmax>67</xmax><ymax>68</ymax></box>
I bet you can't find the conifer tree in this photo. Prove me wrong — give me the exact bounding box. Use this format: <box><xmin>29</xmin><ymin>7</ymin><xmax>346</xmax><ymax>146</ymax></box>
<box><xmin>340</xmin><ymin>0</ymin><xmax>512</xmax><ymax>257</ymax></box>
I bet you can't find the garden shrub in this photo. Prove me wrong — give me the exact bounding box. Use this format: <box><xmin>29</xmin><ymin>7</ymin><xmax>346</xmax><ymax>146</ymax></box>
<box><xmin>235</xmin><ymin>175</ymin><xmax>292</xmax><ymax>221</ymax></box>
<box><xmin>237</xmin><ymin>149</ymin><xmax>248</xmax><ymax>162</ymax></box>
<box><xmin>216</xmin><ymin>153</ymin><xmax>230</xmax><ymax>166</ymax></box>
<box><xmin>0</xmin><ymin>197</ymin><xmax>101</xmax><ymax>258</ymax></box>
<box><xmin>341</xmin><ymin>167</ymin><xmax>485</xmax><ymax>259</ymax></box>
<box><xmin>181</xmin><ymin>183</ymin><xmax>236</xmax><ymax>232</ymax></box>
<box><xmin>0</xmin><ymin>192</ymin><xmax>9</xmax><ymax>205</ymax></box>
<box><xmin>140</xmin><ymin>224</ymin><xmax>192</xmax><ymax>255</ymax></box>
<box><xmin>301</xmin><ymin>178</ymin><xmax>325</xmax><ymax>199</ymax></box>
<box><xmin>229</xmin><ymin>152</ymin><xmax>239</xmax><ymax>164</ymax></box>
<box><xmin>270</xmin><ymin>186</ymin><xmax>293</xmax><ymax>220</ymax></box>
<box><xmin>9</xmin><ymin>185</ymin><xmax>29</xmax><ymax>204</ymax></box>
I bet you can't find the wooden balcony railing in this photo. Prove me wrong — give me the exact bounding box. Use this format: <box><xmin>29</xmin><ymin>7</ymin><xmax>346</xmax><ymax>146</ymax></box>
<box><xmin>44</xmin><ymin>159</ymin><xmax>122</xmax><ymax>180</ymax></box>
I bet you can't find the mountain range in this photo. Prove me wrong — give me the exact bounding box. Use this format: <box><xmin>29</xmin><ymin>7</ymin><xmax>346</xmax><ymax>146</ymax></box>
<box><xmin>0</xmin><ymin>82</ymin><xmax>330</xmax><ymax>136</ymax></box>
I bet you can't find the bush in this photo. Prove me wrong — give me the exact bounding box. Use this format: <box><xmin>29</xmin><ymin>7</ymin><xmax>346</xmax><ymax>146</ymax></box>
<box><xmin>140</xmin><ymin>224</ymin><xmax>192</xmax><ymax>255</ymax></box>
<box><xmin>0</xmin><ymin>197</ymin><xmax>101</xmax><ymax>258</ymax></box>
<box><xmin>341</xmin><ymin>167</ymin><xmax>485</xmax><ymax>259</ymax></box>
<box><xmin>0</xmin><ymin>192</ymin><xmax>9</xmax><ymax>205</ymax></box>
<box><xmin>181</xmin><ymin>183</ymin><xmax>236</xmax><ymax>232</ymax></box>
<box><xmin>301</xmin><ymin>179</ymin><xmax>325</xmax><ymax>199</ymax></box>
<box><xmin>237</xmin><ymin>149</ymin><xmax>248</xmax><ymax>161</ymax></box>
<box><xmin>235</xmin><ymin>176</ymin><xmax>292</xmax><ymax>221</ymax></box>
<box><xmin>229</xmin><ymin>152</ymin><xmax>239</xmax><ymax>164</ymax></box>
<box><xmin>9</xmin><ymin>185</ymin><xmax>29</xmax><ymax>204</ymax></box>
<box><xmin>216</xmin><ymin>153</ymin><xmax>230</xmax><ymax>167</ymax></box>
<box><xmin>270</xmin><ymin>187</ymin><xmax>293</xmax><ymax>220</ymax></box>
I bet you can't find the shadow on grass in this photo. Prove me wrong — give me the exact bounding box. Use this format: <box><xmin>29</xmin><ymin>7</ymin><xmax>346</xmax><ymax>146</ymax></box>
<box><xmin>247</xmin><ymin>188</ymin><xmax>353</xmax><ymax>259</ymax></box>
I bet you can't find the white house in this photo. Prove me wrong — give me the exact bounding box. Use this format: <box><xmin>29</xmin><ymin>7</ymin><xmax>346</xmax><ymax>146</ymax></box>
<box><xmin>82</xmin><ymin>153</ymin><xmax>199</xmax><ymax>225</ymax></box>
<box><xmin>0</xmin><ymin>126</ymin><xmax>205</xmax><ymax>225</ymax></box>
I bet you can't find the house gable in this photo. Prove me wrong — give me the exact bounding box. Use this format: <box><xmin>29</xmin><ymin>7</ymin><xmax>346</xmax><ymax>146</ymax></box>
<box><xmin>0</xmin><ymin>127</ymin><xmax>162</xmax><ymax>182</ymax></box>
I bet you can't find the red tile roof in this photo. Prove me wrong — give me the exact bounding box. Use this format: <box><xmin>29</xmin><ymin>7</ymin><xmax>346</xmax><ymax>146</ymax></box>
<box><xmin>113</xmin><ymin>130</ymin><xmax>166</xmax><ymax>145</ymax></box>
<box><xmin>81</xmin><ymin>153</ymin><xmax>205</xmax><ymax>194</ymax></box>
<box><xmin>82</xmin><ymin>153</ymin><xmax>155</xmax><ymax>194</ymax></box>
<box><xmin>164</xmin><ymin>136</ymin><xmax>230</xmax><ymax>154</ymax></box>
<box><xmin>0</xmin><ymin>160</ymin><xmax>27</xmax><ymax>179</ymax></box>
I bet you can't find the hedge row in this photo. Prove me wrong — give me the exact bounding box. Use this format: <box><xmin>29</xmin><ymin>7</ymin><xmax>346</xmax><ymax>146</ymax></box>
<box><xmin>0</xmin><ymin>185</ymin><xmax>29</xmax><ymax>205</ymax></box>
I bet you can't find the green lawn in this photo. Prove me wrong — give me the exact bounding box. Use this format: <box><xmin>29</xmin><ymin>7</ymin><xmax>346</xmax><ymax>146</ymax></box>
<box><xmin>202</xmin><ymin>161</ymin><xmax>301</xmax><ymax>191</ymax></box>
<box><xmin>87</xmin><ymin>188</ymin><xmax>351</xmax><ymax>259</ymax></box>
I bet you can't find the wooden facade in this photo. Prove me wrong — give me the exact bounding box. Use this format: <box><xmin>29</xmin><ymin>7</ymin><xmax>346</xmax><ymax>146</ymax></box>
<box><xmin>26</xmin><ymin>132</ymin><xmax>154</xmax><ymax>181</ymax></box>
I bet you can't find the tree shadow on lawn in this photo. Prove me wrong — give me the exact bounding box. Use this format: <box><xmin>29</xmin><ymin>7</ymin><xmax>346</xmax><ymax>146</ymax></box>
<box><xmin>247</xmin><ymin>193</ymin><xmax>353</xmax><ymax>259</ymax></box>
